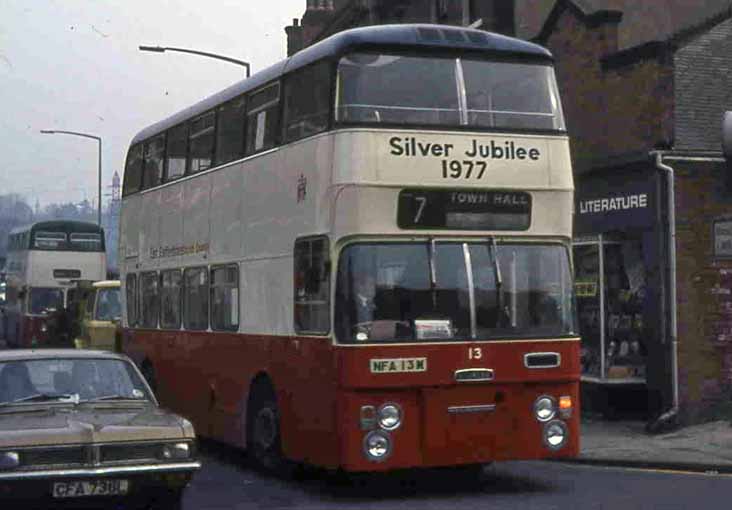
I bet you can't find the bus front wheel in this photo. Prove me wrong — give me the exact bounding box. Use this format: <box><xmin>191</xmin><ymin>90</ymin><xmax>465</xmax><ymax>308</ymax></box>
<box><xmin>247</xmin><ymin>383</ymin><xmax>285</xmax><ymax>474</ymax></box>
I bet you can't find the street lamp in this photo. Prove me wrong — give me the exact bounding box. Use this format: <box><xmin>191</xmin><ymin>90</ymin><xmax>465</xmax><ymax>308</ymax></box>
<box><xmin>40</xmin><ymin>130</ymin><xmax>102</xmax><ymax>226</ymax></box>
<box><xmin>138</xmin><ymin>45</ymin><xmax>251</xmax><ymax>77</ymax></box>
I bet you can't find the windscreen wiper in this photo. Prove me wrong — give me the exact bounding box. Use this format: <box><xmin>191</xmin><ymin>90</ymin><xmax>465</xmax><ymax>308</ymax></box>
<box><xmin>428</xmin><ymin>237</ymin><xmax>438</xmax><ymax>309</ymax></box>
<box><xmin>489</xmin><ymin>237</ymin><xmax>506</xmax><ymax>326</ymax></box>
<box><xmin>81</xmin><ymin>394</ymin><xmax>146</xmax><ymax>403</ymax></box>
<box><xmin>1</xmin><ymin>393</ymin><xmax>78</xmax><ymax>406</ymax></box>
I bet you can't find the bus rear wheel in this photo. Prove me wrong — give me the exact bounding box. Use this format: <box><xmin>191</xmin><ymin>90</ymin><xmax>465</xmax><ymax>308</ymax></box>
<box><xmin>247</xmin><ymin>384</ymin><xmax>286</xmax><ymax>475</ymax></box>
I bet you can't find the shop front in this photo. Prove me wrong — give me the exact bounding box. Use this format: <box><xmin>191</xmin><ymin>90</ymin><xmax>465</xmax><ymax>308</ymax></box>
<box><xmin>573</xmin><ymin>166</ymin><xmax>667</xmax><ymax>418</ymax></box>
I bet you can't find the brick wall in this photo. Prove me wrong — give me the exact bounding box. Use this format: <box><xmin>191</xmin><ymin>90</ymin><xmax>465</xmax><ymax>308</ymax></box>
<box><xmin>674</xmin><ymin>160</ymin><xmax>732</xmax><ymax>421</ymax></box>
<box><xmin>675</xmin><ymin>16</ymin><xmax>732</xmax><ymax>151</ymax></box>
<box><xmin>543</xmin><ymin>8</ymin><xmax>674</xmax><ymax>168</ymax></box>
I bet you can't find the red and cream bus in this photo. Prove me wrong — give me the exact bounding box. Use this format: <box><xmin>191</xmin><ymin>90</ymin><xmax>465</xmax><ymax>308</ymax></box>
<box><xmin>3</xmin><ymin>220</ymin><xmax>107</xmax><ymax>348</ymax></box>
<box><xmin>120</xmin><ymin>24</ymin><xmax>579</xmax><ymax>473</ymax></box>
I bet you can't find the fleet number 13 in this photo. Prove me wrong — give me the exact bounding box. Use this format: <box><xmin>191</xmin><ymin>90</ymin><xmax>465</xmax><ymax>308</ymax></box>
<box><xmin>468</xmin><ymin>347</ymin><xmax>482</xmax><ymax>359</ymax></box>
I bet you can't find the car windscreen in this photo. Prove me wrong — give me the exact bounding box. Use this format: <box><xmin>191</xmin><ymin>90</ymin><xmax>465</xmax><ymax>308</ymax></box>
<box><xmin>0</xmin><ymin>358</ymin><xmax>152</xmax><ymax>404</ymax></box>
<box><xmin>29</xmin><ymin>287</ymin><xmax>64</xmax><ymax>315</ymax></box>
<box><xmin>95</xmin><ymin>287</ymin><xmax>121</xmax><ymax>321</ymax></box>
<box><xmin>335</xmin><ymin>241</ymin><xmax>577</xmax><ymax>343</ymax></box>
<box><xmin>337</xmin><ymin>53</ymin><xmax>565</xmax><ymax>131</ymax></box>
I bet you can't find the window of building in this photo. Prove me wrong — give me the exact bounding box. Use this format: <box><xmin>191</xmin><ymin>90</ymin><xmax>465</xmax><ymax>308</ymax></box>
<box><xmin>140</xmin><ymin>271</ymin><xmax>159</xmax><ymax>328</ymax></box>
<box><xmin>211</xmin><ymin>265</ymin><xmax>239</xmax><ymax>331</ymax></box>
<box><xmin>126</xmin><ymin>273</ymin><xmax>138</xmax><ymax>327</ymax></box>
<box><xmin>246</xmin><ymin>83</ymin><xmax>280</xmax><ymax>154</ymax></box>
<box><xmin>189</xmin><ymin>111</ymin><xmax>215</xmax><ymax>174</ymax></box>
<box><xmin>123</xmin><ymin>144</ymin><xmax>143</xmax><ymax>195</ymax></box>
<box><xmin>294</xmin><ymin>237</ymin><xmax>330</xmax><ymax>334</ymax></box>
<box><xmin>166</xmin><ymin>123</ymin><xmax>188</xmax><ymax>181</ymax></box>
<box><xmin>283</xmin><ymin>62</ymin><xmax>331</xmax><ymax>143</ymax></box>
<box><xmin>160</xmin><ymin>269</ymin><xmax>182</xmax><ymax>329</ymax></box>
<box><xmin>215</xmin><ymin>96</ymin><xmax>247</xmax><ymax>166</ymax></box>
<box><xmin>184</xmin><ymin>267</ymin><xmax>209</xmax><ymax>330</ymax></box>
<box><xmin>143</xmin><ymin>134</ymin><xmax>166</xmax><ymax>189</ymax></box>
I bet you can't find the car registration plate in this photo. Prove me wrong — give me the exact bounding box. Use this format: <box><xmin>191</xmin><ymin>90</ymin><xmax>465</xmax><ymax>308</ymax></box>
<box><xmin>52</xmin><ymin>479</ymin><xmax>129</xmax><ymax>498</ymax></box>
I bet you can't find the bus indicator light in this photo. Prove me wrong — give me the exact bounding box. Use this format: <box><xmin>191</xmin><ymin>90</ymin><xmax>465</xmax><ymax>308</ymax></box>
<box><xmin>559</xmin><ymin>395</ymin><xmax>572</xmax><ymax>418</ymax></box>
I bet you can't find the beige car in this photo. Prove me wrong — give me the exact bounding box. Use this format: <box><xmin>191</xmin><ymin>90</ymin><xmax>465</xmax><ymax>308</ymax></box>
<box><xmin>0</xmin><ymin>349</ymin><xmax>200</xmax><ymax>509</ymax></box>
<box><xmin>74</xmin><ymin>280</ymin><xmax>122</xmax><ymax>351</ymax></box>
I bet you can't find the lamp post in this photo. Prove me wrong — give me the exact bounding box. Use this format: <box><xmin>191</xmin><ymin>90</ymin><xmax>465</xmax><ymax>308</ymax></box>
<box><xmin>138</xmin><ymin>45</ymin><xmax>251</xmax><ymax>77</ymax></box>
<box><xmin>40</xmin><ymin>130</ymin><xmax>102</xmax><ymax>226</ymax></box>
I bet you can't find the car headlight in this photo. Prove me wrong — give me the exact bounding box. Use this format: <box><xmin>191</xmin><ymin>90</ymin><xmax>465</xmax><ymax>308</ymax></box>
<box><xmin>533</xmin><ymin>395</ymin><xmax>557</xmax><ymax>422</ymax></box>
<box><xmin>363</xmin><ymin>430</ymin><xmax>392</xmax><ymax>462</ymax></box>
<box><xmin>161</xmin><ymin>442</ymin><xmax>191</xmax><ymax>460</ymax></box>
<box><xmin>378</xmin><ymin>403</ymin><xmax>402</xmax><ymax>431</ymax></box>
<box><xmin>0</xmin><ymin>452</ymin><xmax>20</xmax><ymax>470</ymax></box>
<box><xmin>543</xmin><ymin>420</ymin><xmax>569</xmax><ymax>450</ymax></box>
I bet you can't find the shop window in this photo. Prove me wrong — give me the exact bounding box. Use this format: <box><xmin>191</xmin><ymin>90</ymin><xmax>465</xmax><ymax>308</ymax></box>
<box><xmin>211</xmin><ymin>265</ymin><xmax>239</xmax><ymax>331</ymax></box>
<box><xmin>140</xmin><ymin>272</ymin><xmax>159</xmax><ymax>328</ymax></box>
<box><xmin>246</xmin><ymin>83</ymin><xmax>280</xmax><ymax>154</ymax></box>
<box><xmin>294</xmin><ymin>237</ymin><xmax>330</xmax><ymax>334</ymax></box>
<box><xmin>125</xmin><ymin>273</ymin><xmax>138</xmax><ymax>327</ymax></box>
<box><xmin>184</xmin><ymin>267</ymin><xmax>209</xmax><ymax>330</ymax></box>
<box><xmin>160</xmin><ymin>270</ymin><xmax>182</xmax><ymax>329</ymax></box>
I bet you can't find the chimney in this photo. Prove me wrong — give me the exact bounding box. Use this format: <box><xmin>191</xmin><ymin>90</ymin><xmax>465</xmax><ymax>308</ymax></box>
<box><xmin>285</xmin><ymin>17</ymin><xmax>304</xmax><ymax>56</ymax></box>
<box><xmin>588</xmin><ymin>10</ymin><xmax>623</xmax><ymax>56</ymax></box>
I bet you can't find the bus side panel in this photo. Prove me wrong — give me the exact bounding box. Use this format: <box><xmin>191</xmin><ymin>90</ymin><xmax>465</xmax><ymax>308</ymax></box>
<box><xmin>209</xmin><ymin>165</ymin><xmax>243</xmax><ymax>264</ymax></box>
<box><xmin>272</xmin><ymin>335</ymin><xmax>339</xmax><ymax>468</ymax></box>
<box><xmin>159</xmin><ymin>184</ymin><xmax>184</xmax><ymax>271</ymax></box>
<box><xmin>182</xmin><ymin>174</ymin><xmax>211</xmax><ymax>264</ymax></box>
<box><xmin>139</xmin><ymin>192</ymin><xmax>162</xmax><ymax>270</ymax></box>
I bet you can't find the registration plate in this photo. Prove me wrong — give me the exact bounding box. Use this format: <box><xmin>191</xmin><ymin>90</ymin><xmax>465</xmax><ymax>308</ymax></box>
<box><xmin>52</xmin><ymin>479</ymin><xmax>129</xmax><ymax>498</ymax></box>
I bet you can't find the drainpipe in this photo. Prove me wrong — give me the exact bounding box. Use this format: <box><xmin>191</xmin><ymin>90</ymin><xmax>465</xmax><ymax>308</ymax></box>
<box><xmin>648</xmin><ymin>151</ymin><xmax>678</xmax><ymax>431</ymax></box>
<box><xmin>647</xmin><ymin>151</ymin><xmax>727</xmax><ymax>431</ymax></box>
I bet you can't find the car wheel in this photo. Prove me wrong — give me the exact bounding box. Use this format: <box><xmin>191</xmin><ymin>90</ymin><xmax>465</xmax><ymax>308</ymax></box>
<box><xmin>247</xmin><ymin>382</ymin><xmax>286</xmax><ymax>475</ymax></box>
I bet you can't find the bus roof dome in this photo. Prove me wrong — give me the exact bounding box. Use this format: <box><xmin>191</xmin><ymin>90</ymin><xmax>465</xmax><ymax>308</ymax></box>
<box><xmin>131</xmin><ymin>24</ymin><xmax>553</xmax><ymax>145</ymax></box>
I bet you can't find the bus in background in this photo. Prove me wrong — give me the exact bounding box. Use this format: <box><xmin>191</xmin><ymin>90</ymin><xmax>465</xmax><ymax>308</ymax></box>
<box><xmin>3</xmin><ymin>221</ymin><xmax>106</xmax><ymax>348</ymax></box>
<box><xmin>120</xmin><ymin>24</ymin><xmax>578</xmax><ymax>474</ymax></box>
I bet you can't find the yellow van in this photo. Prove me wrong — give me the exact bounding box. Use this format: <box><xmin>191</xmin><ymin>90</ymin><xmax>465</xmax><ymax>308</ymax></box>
<box><xmin>74</xmin><ymin>280</ymin><xmax>121</xmax><ymax>351</ymax></box>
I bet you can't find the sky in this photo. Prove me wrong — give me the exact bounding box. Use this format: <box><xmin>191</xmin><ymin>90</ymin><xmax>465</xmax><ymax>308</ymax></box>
<box><xmin>0</xmin><ymin>0</ymin><xmax>304</xmax><ymax>208</ymax></box>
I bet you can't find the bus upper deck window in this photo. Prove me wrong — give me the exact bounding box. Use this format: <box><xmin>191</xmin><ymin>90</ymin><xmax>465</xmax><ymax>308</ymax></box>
<box><xmin>34</xmin><ymin>232</ymin><xmax>66</xmax><ymax>250</ymax></box>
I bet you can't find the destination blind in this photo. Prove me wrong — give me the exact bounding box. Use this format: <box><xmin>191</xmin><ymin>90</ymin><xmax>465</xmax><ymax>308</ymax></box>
<box><xmin>397</xmin><ymin>189</ymin><xmax>531</xmax><ymax>230</ymax></box>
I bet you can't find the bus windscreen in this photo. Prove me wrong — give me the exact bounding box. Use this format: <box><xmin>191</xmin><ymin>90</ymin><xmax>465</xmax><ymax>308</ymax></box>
<box><xmin>337</xmin><ymin>53</ymin><xmax>565</xmax><ymax>131</ymax></box>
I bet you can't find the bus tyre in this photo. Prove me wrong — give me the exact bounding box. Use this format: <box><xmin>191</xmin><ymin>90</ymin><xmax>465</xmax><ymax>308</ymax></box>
<box><xmin>247</xmin><ymin>385</ymin><xmax>286</xmax><ymax>475</ymax></box>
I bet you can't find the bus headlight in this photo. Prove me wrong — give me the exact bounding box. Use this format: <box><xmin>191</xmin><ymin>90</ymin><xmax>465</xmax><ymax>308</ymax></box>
<box><xmin>363</xmin><ymin>430</ymin><xmax>392</xmax><ymax>461</ymax></box>
<box><xmin>543</xmin><ymin>420</ymin><xmax>568</xmax><ymax>450</ymax></box>
<box><xmin>533</xmin><ymin>395</ymin><xmax>556</xmax><ymax>422</ymax></box>
<box><xmin>378</xmin><ymin>403</ymin><xmax>402</xmax><ymax>430</ymax></box>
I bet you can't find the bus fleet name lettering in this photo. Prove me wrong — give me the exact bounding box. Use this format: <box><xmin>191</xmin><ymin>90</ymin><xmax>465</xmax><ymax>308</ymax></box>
<box><xmin>150</xmin><ymin>242</ymin><xmax>209</xmax><ymax>259</ymax></box>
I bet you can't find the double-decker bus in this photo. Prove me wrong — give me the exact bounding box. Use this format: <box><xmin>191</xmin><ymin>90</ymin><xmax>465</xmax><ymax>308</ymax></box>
<box><xmin>3</xmin><ymin>220</ymin><xmax>107</xmax><ymax>348</ymax></box>
<box><xmin>120</xmin><ymin>24</ymin><xmax>578</xmax><ymax>473</ymax></box>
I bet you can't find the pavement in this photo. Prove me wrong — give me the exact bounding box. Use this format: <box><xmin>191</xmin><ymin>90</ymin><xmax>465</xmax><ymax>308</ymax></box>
<box><xmin>565</xmin><ymin>418</ymin><xmax>732</xmax><ymax>472</ymax></box>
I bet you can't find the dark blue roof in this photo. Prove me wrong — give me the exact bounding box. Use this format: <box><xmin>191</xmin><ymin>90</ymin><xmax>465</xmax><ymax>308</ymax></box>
<box><xmin>131</xmin><ymin>24</ymin><xmax>553</xmax><ymax>145</ymax></box>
